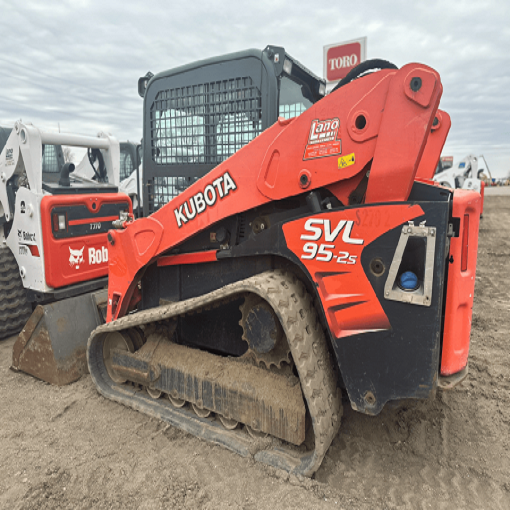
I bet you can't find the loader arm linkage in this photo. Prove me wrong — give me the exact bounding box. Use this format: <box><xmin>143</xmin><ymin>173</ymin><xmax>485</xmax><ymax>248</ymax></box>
<box><xmin>106</xmin><ymin>63</ymin><xmax>445</xmax><ymax>320</ymax></box>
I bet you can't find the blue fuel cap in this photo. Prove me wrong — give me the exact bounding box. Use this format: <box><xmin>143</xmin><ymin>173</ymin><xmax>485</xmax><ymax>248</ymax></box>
<box><xmin>399</xmin><ymin>271</ymin><xmax>419</xmax><ymax>290</ymax></box>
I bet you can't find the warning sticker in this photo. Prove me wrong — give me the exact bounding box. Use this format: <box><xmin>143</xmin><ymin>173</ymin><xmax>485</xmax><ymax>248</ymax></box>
<box><xmin>338</xmin><ymin>153</ymin><xmax>355</xmax><ymax>169</ymax></box>
<box><xmin>5</xmin><ymin>148</ymin><xmax>14</xmax><ymax>166</ymax></box>
<box><xmin>303</xmin><ymin>118</ymin><xmax>342</xmax><ymax>160</ymax></box>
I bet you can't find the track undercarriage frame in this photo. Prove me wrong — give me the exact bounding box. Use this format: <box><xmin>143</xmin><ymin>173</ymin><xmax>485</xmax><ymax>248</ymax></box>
<box><xmin>88</xmin><ymin>271</ymin><xmax>341</xmax><ymax>476</ymax></box>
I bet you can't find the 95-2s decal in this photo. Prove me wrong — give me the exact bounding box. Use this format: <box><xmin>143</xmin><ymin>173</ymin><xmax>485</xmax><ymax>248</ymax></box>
<box><xmin>300</xmin><ymin>219</ymin><xmax>363</xmax><ymax>264</ymax></box>
<box><xmin>282</xmin><ymin>205</ymin><xmax>424</xmax><ymax>339</ymax></box>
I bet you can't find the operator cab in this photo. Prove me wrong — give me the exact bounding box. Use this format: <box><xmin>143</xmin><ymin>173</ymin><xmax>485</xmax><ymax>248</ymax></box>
<box><xmin>138</xmin><ymin>46</ymin><xmax>326</xmax><ymax>216</ymax></box>
<box><xmin>42</xmin><ymin>146</ymin><xmax>118</xmax><ymax>195</ymax></box>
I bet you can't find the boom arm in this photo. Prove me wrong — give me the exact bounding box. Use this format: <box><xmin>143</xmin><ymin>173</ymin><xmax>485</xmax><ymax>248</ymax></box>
<box><xmin>106</xmin><ymin>63</ymin><xmax>443</xmax><ymax>321</ymax></box>
<box><xmin>415</xmin><ymin>109</ymin><xmax>451</xmax><ymax>180</ymax></box>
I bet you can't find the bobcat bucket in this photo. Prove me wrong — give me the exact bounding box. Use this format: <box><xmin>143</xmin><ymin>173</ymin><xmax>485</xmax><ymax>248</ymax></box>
<box><xmin>11</xmin><ymin>290</ymin><xmax>107</xmax><ymax>385</ymax></box>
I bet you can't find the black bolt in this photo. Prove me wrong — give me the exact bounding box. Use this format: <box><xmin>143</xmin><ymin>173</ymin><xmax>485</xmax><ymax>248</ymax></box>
<box><xmin>370</xmin><ymin>258</ymin><xmax>385</xmax><ymax>276</ymax></box>
<box><xmin>300</xmin><ymin>174</ymin><xmax>309</xmax><ymax>185</ymax></box>
<box><xmin>108</xmin><ymin>233</ymin><xmax>115</xmax><ymax>246</ymax></box>
<box><xmin>410</xmin><ymin>77</ymin><xmax>422</xmax><ymax>92</ymax></box>
<box><xmin>364</xmin><ymin>391</ymin><xmax>376</xmax><ymax>405</ymax></box>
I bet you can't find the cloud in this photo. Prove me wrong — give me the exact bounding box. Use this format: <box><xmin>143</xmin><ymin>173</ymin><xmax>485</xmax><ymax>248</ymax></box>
<box><xmin>1</xmin><ymin>0</ymin><xmax>509</xmax><ymax>176</ymax></box>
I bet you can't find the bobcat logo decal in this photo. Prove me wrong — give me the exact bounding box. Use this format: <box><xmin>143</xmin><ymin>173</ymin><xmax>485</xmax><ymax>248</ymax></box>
<box><xmin>69</xmin><ymin>246</ymin><xmax>84</xmax><ymax>269</ymax></box>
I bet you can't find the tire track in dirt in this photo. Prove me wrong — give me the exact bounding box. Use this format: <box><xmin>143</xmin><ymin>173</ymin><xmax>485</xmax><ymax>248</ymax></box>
<box><xmin>1</xmin><ymin>196</ymin><xmax>510</xmax><ymax>509</ymax></box>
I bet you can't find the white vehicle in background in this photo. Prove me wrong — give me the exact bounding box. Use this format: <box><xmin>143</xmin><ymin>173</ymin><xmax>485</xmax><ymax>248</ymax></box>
<box><xmin>433</xmin><ymin>154</ymin><xmax>491</xmax><ymax>195</ymax></box>
<box><xmin>74</xmin><ymin>140</ymin><xmax>142</xmax><ymax>216</ymax></box>
<box><xmin>0</xmin><ymin>121</ymin><xmax>130</xmax><ymax>384</ymax></box>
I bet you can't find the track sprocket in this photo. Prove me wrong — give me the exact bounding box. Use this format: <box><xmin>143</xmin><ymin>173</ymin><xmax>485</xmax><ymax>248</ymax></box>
<box><xmin>239</xmin><ymin>293</ymin><xmax>291</xmax><ymax>369</ymax></box>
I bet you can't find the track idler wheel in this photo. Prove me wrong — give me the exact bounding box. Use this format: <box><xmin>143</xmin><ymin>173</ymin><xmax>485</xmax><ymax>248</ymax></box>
<box><xmin>125</xmin><ymin>328</ymin><xmax>145</xmax><ymax>350</ymax></box>
<box><xmin>103</xmin><ymin>331</ymin><xmax>134</xmax><ymax>384</ymax></box>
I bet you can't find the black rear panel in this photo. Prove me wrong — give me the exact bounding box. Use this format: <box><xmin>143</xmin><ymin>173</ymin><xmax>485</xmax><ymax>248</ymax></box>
<box><xmin>332</xmin><ymin>201</ymin><xmax>450</xmax><ymax>414</ymax></box>
<box><xmin>50</xmin><ymin>201</ymin><xmax>130</xmax><ymax>239</ymax></box>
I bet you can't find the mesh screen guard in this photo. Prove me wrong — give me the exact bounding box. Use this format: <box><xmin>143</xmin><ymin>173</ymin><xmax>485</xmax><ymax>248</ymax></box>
<box><xmin>147</xmin><ymin>77</ymin><xmax>262</xmax><ymax>213</ymax></box>
<box><xmin>42</xmin><ymin>145</ymin><xmax>60</xmax><ymax>173</ymax></box>
<box><xmin>150</xmin><ymin>77</ymin><xmax>262</xmax><ymax>166</ymax></box>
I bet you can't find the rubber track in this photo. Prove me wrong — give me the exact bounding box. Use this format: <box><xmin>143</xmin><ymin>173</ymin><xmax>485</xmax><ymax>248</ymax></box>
<box><xmin>88</xmin><ymin>270</ymin><xmax>342</xmax><ymax>476</ymax></box>
<box><xmin>0</xmin><ymin>246</ymin><xmax>32</xmax><ymax>340</ymax></box>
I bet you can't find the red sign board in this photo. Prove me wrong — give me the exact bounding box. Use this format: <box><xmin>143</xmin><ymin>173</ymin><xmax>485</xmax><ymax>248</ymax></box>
<box><xmin>324</xmin><ymin>37</ymin><xmax>367</xmax><ymax>83</ymax></box>
<box><xmin>440</xmin><ymin>156</ymin><xmax>453</xmax><ymax>170</ymax></box>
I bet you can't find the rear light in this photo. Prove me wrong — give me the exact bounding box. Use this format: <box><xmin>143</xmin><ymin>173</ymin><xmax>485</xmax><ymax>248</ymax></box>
<box><xmin>283</xmin><ymin>58</ymin><xmax>293</xmax><ymax>75</ymax></box>
<box><xmin>461</xmin><ymin>214</ymin><xmax>469</xmax><ymax>272</ymax></box>
<box><xmin>52</xmin><ymin>212</ymin><xmax>67</xmax><ymax>233</ymax></box>
<box><xmin>111</xmin><ymin>293</ymin><xmax>121</xmax><ymax>318</ymax></box>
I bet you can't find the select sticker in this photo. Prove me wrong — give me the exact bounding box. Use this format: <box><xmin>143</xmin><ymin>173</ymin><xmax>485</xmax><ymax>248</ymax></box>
<box><xmin>338</xmin><ymin>153</ymin><xmax>355</xmax><ymax>169</ymax></box>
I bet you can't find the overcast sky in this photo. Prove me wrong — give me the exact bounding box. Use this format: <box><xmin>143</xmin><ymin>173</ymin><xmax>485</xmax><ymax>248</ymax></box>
<box><xmin>1</xmin><ymin>0</ymin><xmax>509</xmax><ymax>177</ymax></box>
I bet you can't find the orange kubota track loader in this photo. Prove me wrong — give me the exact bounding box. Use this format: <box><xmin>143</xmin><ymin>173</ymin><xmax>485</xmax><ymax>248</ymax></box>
<box><xmin>87</xmin><ymin>52</ymin><xmax>480</xmax><ymax>477</ymax></box>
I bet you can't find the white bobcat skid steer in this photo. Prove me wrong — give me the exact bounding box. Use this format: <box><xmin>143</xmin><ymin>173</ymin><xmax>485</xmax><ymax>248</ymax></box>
<box><xmin>0</xmin><ymin>121</ymin><xmax>132</xmax><ymax>385</ymax></box>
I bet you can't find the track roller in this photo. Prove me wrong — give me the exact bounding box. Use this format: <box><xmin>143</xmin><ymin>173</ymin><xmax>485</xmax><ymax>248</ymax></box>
<box><xmin>168</xmin><ymin>393</ymin><xmax>186</xmax><ymax>408</ymax></box>
<box><xmin>219</xmin><ymin>416</ymin><xmax>239</xmax><ymax>430</ymax></box>
<box><xmin>192</xmin><ymin>404</ymin><xmax>211</xmax><ymax>418</ymax></box>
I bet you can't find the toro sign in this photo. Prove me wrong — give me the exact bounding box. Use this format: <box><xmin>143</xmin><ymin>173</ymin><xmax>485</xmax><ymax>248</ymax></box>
<box><xmin>324</xmin><ymin>37</ymin><xmax>367</xmax><ymax>83</ymax></box>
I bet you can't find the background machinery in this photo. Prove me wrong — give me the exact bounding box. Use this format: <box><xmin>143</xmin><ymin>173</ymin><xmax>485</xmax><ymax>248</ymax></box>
<box><xmin>433</xmin><ymin>154</ymin><xmax>491</xmax><ymax>191</ymax></box>
<box><xmin>0</xmin><ymin>124</ymin><xmax>66</xmax><ymax>339</ymax></box>
<box><xmin>0</xmin><ymin>122</ymin><xmax>132</xmax><ymax>384</ymax></box>
<box><xmin>75</xmin><ymin>140</ymin><xmax>142</xmax><ymax>215</ymax></box>
<box><xmin>433</xmin><ymin>154</ymin><xmax>490</xmax><ymax>215</ymax></box>
<box><xmin>438</xmin><ymin>155</ymin><xmax>453</xmax><ymax>171</ymax></box>
<box><xmin>85</xmin><ymin>48</ymin><xmax>481</xmax><ymax>476</ymax></box>
<box><xmin>0</xmin><ymin>126</ymin><xmax>65</xmax><ymax>175</ymax></box>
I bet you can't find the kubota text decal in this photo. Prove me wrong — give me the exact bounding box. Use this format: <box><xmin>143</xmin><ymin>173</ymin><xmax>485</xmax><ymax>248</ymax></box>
<box><xmin>174</xmin><ymin>171</ymin><xmax>237</xmax><ymax>228</ymax></box>
<box><xmin>303</xmin><ymin>118</ymin><xmax>342</xmax><ymax>160</ymax></box>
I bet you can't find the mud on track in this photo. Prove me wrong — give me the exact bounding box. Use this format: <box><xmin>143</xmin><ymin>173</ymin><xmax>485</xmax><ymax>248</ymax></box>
<box><xmin>0</xmin><ymin>196</ymin><xmax>509</xmax><ymax>510</ymax></box>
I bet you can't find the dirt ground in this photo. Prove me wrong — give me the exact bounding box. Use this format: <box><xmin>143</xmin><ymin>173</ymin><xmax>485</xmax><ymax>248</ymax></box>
<box><xmin>1</xmin><ymin>196</ymin><xmax>509</xmax><ymax>510</ymax></box>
